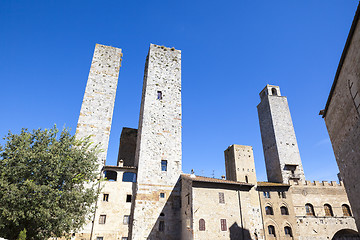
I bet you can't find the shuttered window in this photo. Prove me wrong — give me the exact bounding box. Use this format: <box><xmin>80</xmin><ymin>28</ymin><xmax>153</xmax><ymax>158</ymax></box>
<box><xmin>220</xmin><ymin>219</ymin><xmax>227</xmax><ymax>231</ymax></box>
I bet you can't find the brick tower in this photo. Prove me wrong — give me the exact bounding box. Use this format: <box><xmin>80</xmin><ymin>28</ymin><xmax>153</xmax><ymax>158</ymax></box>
<box><xmin>130</xmin><ymin>44</ymin><xmax>182</xmax><ymax>240</ymax></box>
<box><xmin>257</xmin><ymin>85</ymin><xmax>305</xmax><ymax>184</ymax></box>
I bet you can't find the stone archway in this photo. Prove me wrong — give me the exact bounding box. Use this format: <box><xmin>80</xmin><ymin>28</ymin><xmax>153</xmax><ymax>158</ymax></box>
<box><xmin>332</xmin><ymin>229</ymin><xmax>360</xmax><ymax>240</ymax></box>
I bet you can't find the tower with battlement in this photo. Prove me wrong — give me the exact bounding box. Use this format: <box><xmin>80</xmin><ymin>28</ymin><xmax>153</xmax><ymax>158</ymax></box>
<box><xmin>130</xmin><ymin>44</ymin><xmax>182</xmax><ymax>240</ymax></box>
<box><xmin>257</xmin><ymin>85</ymin><xmax>305</xmax><ymax>184</ymax></box>
<box><xmin>76</xmin><ymin>44</ymin><xmax>122</xmax><ymax>169</ymax></box>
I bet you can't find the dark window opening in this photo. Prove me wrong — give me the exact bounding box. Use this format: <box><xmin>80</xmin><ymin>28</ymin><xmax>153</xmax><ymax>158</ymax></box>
<box><xmin>265</xmin><ymin>206</ymin><xmax>274</xmax><ymax>215</ymax></box>
<box><xmin>159</xmin><ymin>221</ymin><xmax>165</xmax><ymax>232</ymax></box>
<box><xmin>219</xmin><ymin>192</ymin><xmax>225</xmax><ymax>204</ymax></box>
<box><xmin>160</xmin><ymin>213</ymin><xmax>165</xmax><ymax>217</ymax></box>
<box><xmin>157</xmin><ymin>91</ymin><xmax>163</xmax><ymax>100</ymax></box>
<box><xmin>123</xmin><ymin>215</ymin><xmax>130</xmax><ymax>225</ymax></box>
<box><xmin>278</xmin><ymin>191</ymin><xmax>286</xmax><ymax>198</ymax></box>
<box><xmin>220</xmin><ymin>219</ymin><xmax>227</xmax><ymax>231</ymax></box>
<box><xmin>271</xmin><ymin>88</ymin><xmax>277</xmax><ymax>96</ymax></box>
<box><xmin>99</xmin><ymin>215</ymin><xmax>106</xmax><ymax>224</ymax></box>
<box><xmin>268</xmin><ymin>225</ymin><xmax>276</xmax><ymax>236</ymax></box>
<box><xmin>305</xmin><ymin>203</ymin><xmax>315</xmax><ymax>216</ymax></box>
<box><xmin>245</xmin><ymin>176</ymin><xmax>249</xmax><ymax>183</ymax></box>
<box><xmin>284</xmin><ymin>226</ymin><xmax>292</xmax><ymax>237</ymax></box>
<box><xmin>104</xmin><ymin>170</ymin><xmax>117</xmax><ymax>181</ymax></box>
<box><xmin>103</xmin><ymin>194</ymin><xmax>109</xmax><ymax>202</ymax></box>
<box><xmin>199</xmin><ymin>219</ymin><xmax>205</xmax><ymax>231</ymax></box>
<box><xmin>324</xmin><ymin>204</ymin><xmax>334</xmax><ymax>217</ymax></box>
<box><xmin>281</xmin><ymin>206</ymin><xmax>289</xmax><ymax>215</ymax></box>
<box><xmin>96</xmin><ymin>237</ymin><xmax>103</xmax><ymax>240</ymax></box>
<box><xmin>126</xmin><ymin>194</ymin><xmax>132</xmax><ymax>202</ymax></box>
<box><xmin>160</xmin><ymin>193</ymin><xmax>165</xmax><ymax>198</ymax></box>
<box><xmin>263</xmin><ymin>191</ymin><xmax>270</xmax><ymax>198</ymax></box>
<box><xmin>161</xmin><ymin>160</ymin><xmax>167</xmax><ymax>171</ymax></box>
<box><xmin>122</xmin><ymin>172</ymin><xmax>136</xmax><ymax>182</ymax></box>
<box><xmin>342</xmin><ymin>204</ymin><xmax>352</xmax><ymax>216</ymax></box>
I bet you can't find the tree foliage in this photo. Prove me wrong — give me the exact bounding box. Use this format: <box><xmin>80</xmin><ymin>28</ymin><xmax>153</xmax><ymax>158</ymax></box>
<box><xmin>0</xmin><ymin>126</ymin><xmax>100</xmax><ymax>240</ymax></box>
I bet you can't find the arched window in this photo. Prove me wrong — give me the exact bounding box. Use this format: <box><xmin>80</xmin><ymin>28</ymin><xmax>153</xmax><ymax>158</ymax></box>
<box><xmin>324</xmin><ymin>204</ymin><xmax>333</xmax><ymax>216</ymax></box>
<box><xmin>342</xmin><ymin>204</ymin><xmax>352</xmax><ymax>217</ymax></box>
<box><xmin>280</xmin><ymin>206</ymin><xmax>289</xmax><ymax>215</ymax></box>
<box><xmin>284</xmin><ymin>226</ymin><xmax>292</xmax><ymax>237</ymax></box>
<box><xmin>199</xmin><ymin>219</ymin><xmax>205</xmax><ymax>231</ymax></box>
<box><xmin>160</xmin><ymin>213</ymin><xmax>165</xmax><ymax>217</ymax></box>
<box><xmin>104</xmin><ymin>170</ymin><xmax>117</xmax><ymax>181</ymax></box>
<box><xmin>265</xmin><ymin>206</ymin><xmax>274</xmax><ymax>215</ymax></box>
<box><xmin>271</xmin><ymin>88</ymin><xmax>278</xmax><ymax>96</ymax></box>
<box><xmin>268</xmin><ymin>225</ymin><xmax>276</xmax><ymax>236</ymax></box>
<box><xmin>305</xmin><ymin>203</ymin><xmax>315</xmax><ymax>216</ymax></box>
<box><xmin>122</xmin><ymin>172</ymin><xmax>136</xmax><ymax>182</ymax></box>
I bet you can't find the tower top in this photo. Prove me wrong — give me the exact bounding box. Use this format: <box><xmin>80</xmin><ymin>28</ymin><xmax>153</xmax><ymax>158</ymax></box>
<box><xmin>259</xmin><ymin>84</ymin><xmax>282</xmax><ymax>100</ymax></box>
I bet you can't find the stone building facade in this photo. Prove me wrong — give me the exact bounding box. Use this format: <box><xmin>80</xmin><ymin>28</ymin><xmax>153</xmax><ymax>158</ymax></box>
<box><xmin>321</xmin><ymin>3</ymin><xmax>360</xmax><ymax>231</ymax></box>
<box><xmin>72</xmin><ymin>43</ymin><xmax>359</xmax><ymax>240</ymax></box>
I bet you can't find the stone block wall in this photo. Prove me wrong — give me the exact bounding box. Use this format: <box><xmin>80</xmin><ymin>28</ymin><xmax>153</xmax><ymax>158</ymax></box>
<box><xmin>76</xmin><ymin>44</ymin><xmax>122</xmax><ymax>169</ymax></box>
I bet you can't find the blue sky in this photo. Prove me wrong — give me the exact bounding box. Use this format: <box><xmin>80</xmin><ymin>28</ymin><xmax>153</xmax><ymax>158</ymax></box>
<box><xmin>1</xmin><ymin>0</ymin><xmax>358</xmax><ymax>181</ymax></box>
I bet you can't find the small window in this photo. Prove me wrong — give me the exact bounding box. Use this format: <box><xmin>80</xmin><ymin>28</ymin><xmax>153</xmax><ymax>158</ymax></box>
<box><xmin>280</xmin><ymin>206</ymin><xmax>289</xmax><ymax>215</ymax></box>
<box><xmin>122</xmin><ymin>172</ymin><xmax>136</xmax><ymax>182</ymax></box>
<box><xmin>220</xmin><ymin>219</ymin><xmax>227</xmax><ymax>231</ymax></box>
<box><xmin>99</xmin><ymin>215</ymin><xmax>106</xmax><ymax>224</ymax></box>
<box><xmin>265</xmin><ymin>206</ymin><xmax>274</xmax><ymax>215</ymax></box>
<box><xmin>268</xmin><ymin>225</ymin><xmax>276</xmax><ymax>236</ymax></box>
<box><xmin>160</xmin><ymin>193</ymin><xmax>165</xmax><ymax>198</ymax></box>
<box><xmin>103</xmin><ymin>194</ymin><xmax>109</xmax><ymax>202</ymax></box>
<box><xmin>160</xmin><ymin>212</ymin><xmax>165</xmax><ymax>217</ymax></box>
<box><xmin>342</xmin><ymin>204</ymin><xmax>352</xmax><ymax>216</ymax></box>
<box><xmin>219</xmin><ymin>192</ymin><xmax>225</xmax><ymax>204</ymax></box>
<box><xmin>305</xmin><ymin>203</ymin><xmax>315</xmax><ymax>216</ymax></box>
<box><xmin>161</xmin><ymin>160</ymin><xmax>167</xmax><ymax>171</ymax></box>
<box><xmin>104</xmin><ymin>170</ymin><xmax>117</xmax><ymax>181</ymax></box>
<box><xmin>159</xmin><ymin>220</ymin><xmax>165</xmax><ymax>232</ymax></box>
<box><xmin>263</xmin><ymin>191</ymin><xmax>270</xmax><ymax>198</ymax></box>
<box><xmin>157</xmin><ymin>91</ymin><xmax>162</xmax><ymax>100</ymax></box>
<box><xmin>245</xmin><ymin>176</ymin><xmax>249</xmax><ymax>183</ymax></box>
<box><xmin>123</xmin><ymin>215</ymin><xmax>130</xmax><ymax>225</ymax></box>
<box><xmin>271</xmin><ymin>88</ymin><xmax>277</xmax><ymax>96</ymax></box>
<box><xmin>278</xmin><ymin>191</ymin><xmax>286</xmax><ymax>198</ymax></box>
<box><xmin>126</xmin><ymin>194</ymin><xmax>132</xmax><ymax>202</ymax></box>
<box><xmin>121</xmin><ymin>238</ymin><xmax>128</xmax><ymax>240</ymax></box>
<box><xmin>199</xmin><ymin>219</ymin><xmax>205</xmax><ymax>231</ymax></box>
<box><xmin>284</xmin><ymin>226</ymin><xmax>292</xmax><ymax>237</ymax></box>
<box><xmin>96</xmin><ymin>237</ymin><xmax>103</xmax><ymax>240</ymax></box>
<box><xmin>324</xmin><ymin>204</ymin><xmax>333</xmax><ymax>217</ymax></box>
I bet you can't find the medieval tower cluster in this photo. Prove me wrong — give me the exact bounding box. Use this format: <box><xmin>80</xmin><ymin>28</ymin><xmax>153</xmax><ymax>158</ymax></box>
<box><xmin>72</xmin><ymin>43</ymin><xmax>359</xmax><ymax>240</ymax></box>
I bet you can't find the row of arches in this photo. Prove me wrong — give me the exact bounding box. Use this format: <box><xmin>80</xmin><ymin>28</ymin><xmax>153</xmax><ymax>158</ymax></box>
<box><xmin>267</xmin><ymin>225</ymin><xmax>293</xmax><ymax>238</ymax></box>
<box><xmin>103</xmin><ymin>170</ymin><xmax>136</xmax><ymax>182</ymax></box>
<box><xmin>305</xmin><ymin>203</ymin><xmax>352</xmax><ymax>217</ymax></box>
<box><xmin>265</xmin><ymin>206</ymin><xmax>289</xmax><ymax>215</ymax></box>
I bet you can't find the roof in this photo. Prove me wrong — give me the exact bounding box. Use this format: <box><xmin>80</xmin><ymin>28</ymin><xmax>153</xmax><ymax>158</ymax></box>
<box><xmin>322</xmin><ymin>3</ymin><xmax>360</xmax><ymax>118</ymax></box>
<box><xmin>257</xmin><ymin>181</ymin><xmax>290</xmax><ymax>187</ymax></box>
<box><xmin>181</xmin><ymin>174</ymin><xmax>253</xmax><ymax>187</ymax></box>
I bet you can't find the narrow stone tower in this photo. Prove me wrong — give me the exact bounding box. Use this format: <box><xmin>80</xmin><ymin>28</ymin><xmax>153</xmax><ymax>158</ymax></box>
<box><xmin>130</xmin><ymin>44</ymin><xmax>182</xmax><ymax>240</ymax></box>
<box><xmin>224</xmin><ymin>145</ymin><xmax>264</xmax><ymax>239</ymax></box>
<box><xmin>257</xmin><ymin>85</ymin><xmax>305</xmax><ymax>184</ymax></box>
<box><xmin>76</xmin><ymin>44</ymin><xmax>122</xmax><ymax>169</ymax></box>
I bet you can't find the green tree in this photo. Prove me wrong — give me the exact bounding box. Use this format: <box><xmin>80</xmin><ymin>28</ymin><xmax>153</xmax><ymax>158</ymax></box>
<box><xmin>0</xmin><ymin>126</ymin><xmax>100</xmax><ymax>240</ymax></box>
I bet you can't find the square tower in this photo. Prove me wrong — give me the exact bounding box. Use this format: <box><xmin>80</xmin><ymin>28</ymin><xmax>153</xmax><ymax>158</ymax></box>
<box><xmin>130</xmin><ymin>44</ymin><xmax>182</xmax><ymax>239</ymax></box>
<box><xmin>257</xmin><ymin>85</ymin><xmax>305</xmax><ymax>183</ymax></box>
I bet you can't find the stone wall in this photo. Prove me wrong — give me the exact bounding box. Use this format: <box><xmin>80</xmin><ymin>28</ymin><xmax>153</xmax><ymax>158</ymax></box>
<box><xmin>323</xmin><ymin>5</ymin><xmax>360</xmax><ymax>230</ymax></box>
<box><xmin>117</xmin><ymin>127</ymin><xmax>138</xmax><ymax>167</ymax></box>
<box><xmin>130</xmin><ymin>44</ymin><xmax>182</xmax><ymax>240</ymax></box>
<box><xmin>76</xmin><ymin>44</ymin><xmax>122</xmax><ymax>169</ymax></box>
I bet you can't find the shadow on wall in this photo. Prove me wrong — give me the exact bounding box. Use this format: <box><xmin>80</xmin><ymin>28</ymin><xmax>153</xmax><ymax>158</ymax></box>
<box><xmin>143</xmin><ymin>179</ymin><xmax>182</xmax><ymax>240</ymax></box>
<box><xmin>229</xmin><ymin>222</ymin><xmax>252</xmax><ymax>240</ymax></box>
<box><xmin>332</xmin><ymin>229</ymin><xmax>360</xmax><ymax>240</ymax></box>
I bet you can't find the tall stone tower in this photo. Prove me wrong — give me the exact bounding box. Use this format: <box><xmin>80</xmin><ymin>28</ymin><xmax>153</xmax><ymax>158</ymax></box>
<box><xmin>76</xmin><ymin>44</ymin><xmax>122</xmax><ymax>169</ymax></box>
<box><xmin>257</xmin><ymin>85</ymin><xmax>305</xmax><ymax>184</ymax></box>
<box><xmin>130</xmin><ymin>44</ymin><xmax>182</xmax><ymax>240</ymax></box>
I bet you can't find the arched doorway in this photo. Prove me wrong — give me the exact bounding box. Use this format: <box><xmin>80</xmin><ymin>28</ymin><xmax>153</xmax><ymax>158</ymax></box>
<box><xmin>332</xmin><ymin>229</ymin><xmax>360</xmax><ymax>240</ymax></box>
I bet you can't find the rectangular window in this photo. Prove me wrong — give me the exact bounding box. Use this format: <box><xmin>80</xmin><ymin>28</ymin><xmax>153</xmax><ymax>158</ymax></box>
<box><xmin>96</xmin><ymin>237</ymin><xmax>103</xmax><ymax>240</ymax></box>
<box><xmin>278</xmin><ymin>191</ymin><xmax>286</xmax><ymax>198</ymax></box>
<box><xmin>126</xmin><ymin>194</ymin><xmax>132</xmax><ymax>202</ymax></box>
<box><xmin>219</xmin><ymin>192</ymin><xmax>225</xmax><ymax>204</ymax></box>
<box><xmin>159</xmin><ymin>220</ymin><xmax>165</xmax><ymax>232</ymax></box>
<box><xmin>157</xmin><ymin>91</ymin><xmax>162</xmax><ymax>100</ymax></box>
<box><xmin>263</xmin><ymin>191</ymin><xmax>270</xmax><ymax>198</ymax></box>
<box><xmin>121</xmin><ymin>238</ymin><xmax>128</xmax><ymax>240</ymax></box>
<box><xmin>103</xmin><ymin>194</ymin><xmax>109</xmax><ymax>202</ymax></box>
<box><xmin>220</xmin><ymin>219</ymin><xmax>227</xmax><ymax>231</ymax></box>
<box><xmin>160</xmin><ymin>193</ymin><xmax>165</xmax><ymax>198</ymax></box>
<box><xmin>161</xmin><ymin>160</ymin><xmax>167</xmax><ymax>171</ymax></box>
<box><xmin>99</xmin><ymin>215</ymin><xmax>106</xmax><ymax>224</ymax></box>
<box><xmin>123</xmin><ymin>215</ymin><xmax>130</xmax><ymax>225</ymax></box>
